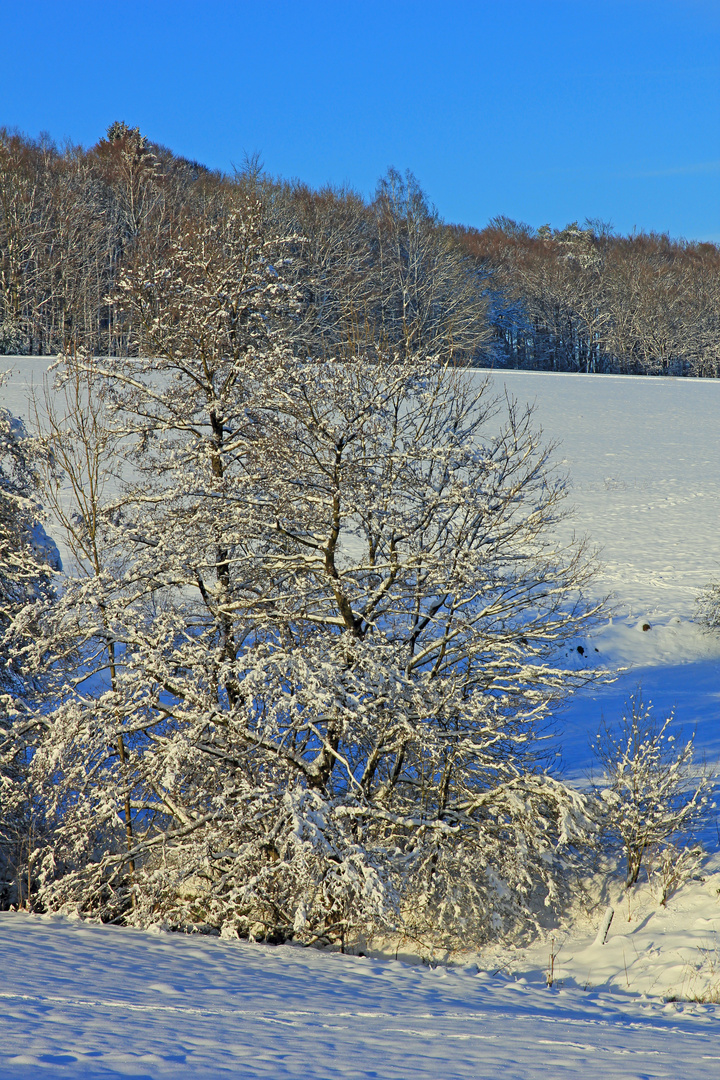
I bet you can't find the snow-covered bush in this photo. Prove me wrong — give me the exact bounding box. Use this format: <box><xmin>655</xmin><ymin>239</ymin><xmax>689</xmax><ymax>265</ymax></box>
<box><xmin>26</xmin><ymin>198</ymin><xmax>605</xmax><ymax>944</ymax></box>
<box><xmin>593</xmin><ymin>691</ymin><xmax>711</xmax><ymax>889</ymax></box>
<box><xmin>696</xmin><ymin>582</ymin><xmax>720</xmax><ymax>631</ymax></box>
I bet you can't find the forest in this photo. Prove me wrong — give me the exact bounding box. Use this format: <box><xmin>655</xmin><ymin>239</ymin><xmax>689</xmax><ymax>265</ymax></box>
<box><xmin>1</xmin><ymin>122</ymin><xmax>719</xmax><ymax>377</ymax></box>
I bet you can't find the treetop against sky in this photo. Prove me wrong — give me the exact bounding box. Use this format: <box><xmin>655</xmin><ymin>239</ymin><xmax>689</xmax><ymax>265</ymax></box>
<box><xmin>6</xmin><ymin>0</ymin><xmax>720</xmax><ymax>242</ymax></box>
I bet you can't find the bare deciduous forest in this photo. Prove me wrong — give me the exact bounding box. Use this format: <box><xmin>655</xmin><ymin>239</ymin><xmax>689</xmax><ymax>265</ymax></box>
<box><xmin>2</xmin><ymin>123</ymin><xmax>719</xmax><ymax>377</ymax></box>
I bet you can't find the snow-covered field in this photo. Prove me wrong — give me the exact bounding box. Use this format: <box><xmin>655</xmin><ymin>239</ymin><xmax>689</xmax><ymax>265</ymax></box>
<box><xmin>2</xmin><ymin>360</ymin><xmax>720</xmax><ymax>1077</ymax></box>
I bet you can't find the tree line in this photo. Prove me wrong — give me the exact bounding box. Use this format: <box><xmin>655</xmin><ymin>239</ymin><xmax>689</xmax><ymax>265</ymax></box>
<box><xmin>1</xmin><ymin>122</ymin><xmax>718</xmax><ymax>377</ymax></box>
<box><xmin>0</xmin><ymin>123</ymin><xmax>489</xmax><ymax>367</ymax></box>
<box><xmin>455</xmin><ymin>218</ymin><xmax>720</xmax><ymax>377</ymax></box>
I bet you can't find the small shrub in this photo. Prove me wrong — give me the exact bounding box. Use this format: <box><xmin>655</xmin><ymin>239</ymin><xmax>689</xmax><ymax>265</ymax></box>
<box><xmin>696</xmin><ymin>582</ymin><xmax>720</xmax><ymax>631</ymax></box>
<box><xmin>593</xmin><ymin>691</ymin><xmax>711</xmax><ymax>888</ymax></box>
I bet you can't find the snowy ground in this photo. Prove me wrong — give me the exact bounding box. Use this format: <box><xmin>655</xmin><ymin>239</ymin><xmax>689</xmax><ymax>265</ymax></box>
<box><xmin>490</xmin><ymin>369</ymin><xmax>720</xmax><ymax>622</ymax></box>
<box><xmin>2</xmin><ymin>360</ymin><xmax>720</xmax><ymax>1077</ymax></box>
<box><xmin>481</xmin><ymin>371</ymin><xmax>720</xmax><ymax>784</ymax></box>
<box><xmin>2</xmin><ymin>911</ymin><xmax>720</xmax><ymax>1079</ymax></box>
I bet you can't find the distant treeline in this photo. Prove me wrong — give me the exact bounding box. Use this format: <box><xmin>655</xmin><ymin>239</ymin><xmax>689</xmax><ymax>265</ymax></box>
<box><xmin>1</xmin><ymin>122</ymin><xmax>718</xmax><ymax>375</ymax></box>
<box><xmin>455</xmin><ymin>219</ymin><xmax>720</xmax><ymax>377</ymax></box>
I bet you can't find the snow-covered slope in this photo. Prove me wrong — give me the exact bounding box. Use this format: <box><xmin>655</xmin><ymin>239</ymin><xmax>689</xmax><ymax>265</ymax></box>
<box><xmin>481</xmin><ymin>370</ymin><xmax>720</xmax><ymax>784</ymax></box>
<box><xmin>485</xmin><ymin>369</ymin><xmax>720</xmax><ymax>623</ymax></box>
<box><xmin>2</xmin><ymin>911</ymin><xmax>720</xmax><ymax>1079</ymax></box>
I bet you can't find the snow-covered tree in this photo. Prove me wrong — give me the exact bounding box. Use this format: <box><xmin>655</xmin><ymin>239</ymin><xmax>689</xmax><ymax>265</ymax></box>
<box><xmin>28</xmin><ymin>200</ymin><xmax>604</xmax><ymax>944</ymax></box>
<box><xmin>0</xmin><ymin>395</ymin><xmax>59</xmax><ymax>906</ymax></box>
<box><xmin>371</xmin><ymin>168</ymin><xmax>490</xmax><ymax>365</ymax></box>
<box><xmin>26</xmin><ymin>353</ymin><xmax>141</xmax><ymax>909</ymax></box>
<box><xmin>593</xmin><ymin>691</ymin><xmax>710</xmax><ymax>888</ymax></box>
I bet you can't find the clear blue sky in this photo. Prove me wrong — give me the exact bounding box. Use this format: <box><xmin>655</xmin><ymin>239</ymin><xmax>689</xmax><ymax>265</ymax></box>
<box><xmin>4</xmin><ymin>0</ymin><xmax>720</xmax><ymax>240</ymax></box>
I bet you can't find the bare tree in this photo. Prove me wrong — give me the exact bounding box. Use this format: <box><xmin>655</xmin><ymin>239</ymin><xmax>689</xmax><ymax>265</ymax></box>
<box><xmin>372</xmin><ymin>169</ymin><xmax>490</xmax><ymax>364</ymax></box>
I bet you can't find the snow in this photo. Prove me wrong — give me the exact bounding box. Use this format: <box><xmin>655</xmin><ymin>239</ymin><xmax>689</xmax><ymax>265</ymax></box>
<box><xmin>2</xmin><ymin>360</ymin><xmax>720</xmax><ymax>1077</ymax></box>
<box><xmin>1</xmin><ymin>357</ymin><xmax>55</xmax><ymax>415</ymax></box>
<box><xmin>2</xmin><ymin>910</ymin><xmax>720</xmax><ymax>1079</ymax></box>
<box><xmin>486</xmin><ymin>369</ymin><xmax>720</xmax><ymax>623</ymax></box>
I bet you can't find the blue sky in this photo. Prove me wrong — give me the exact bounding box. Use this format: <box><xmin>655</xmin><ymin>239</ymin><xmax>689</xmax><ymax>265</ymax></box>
<box><xmin>4</xmin><ymin>0</ymin><xmax>719</xmax><ymax>240</ymax></box>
